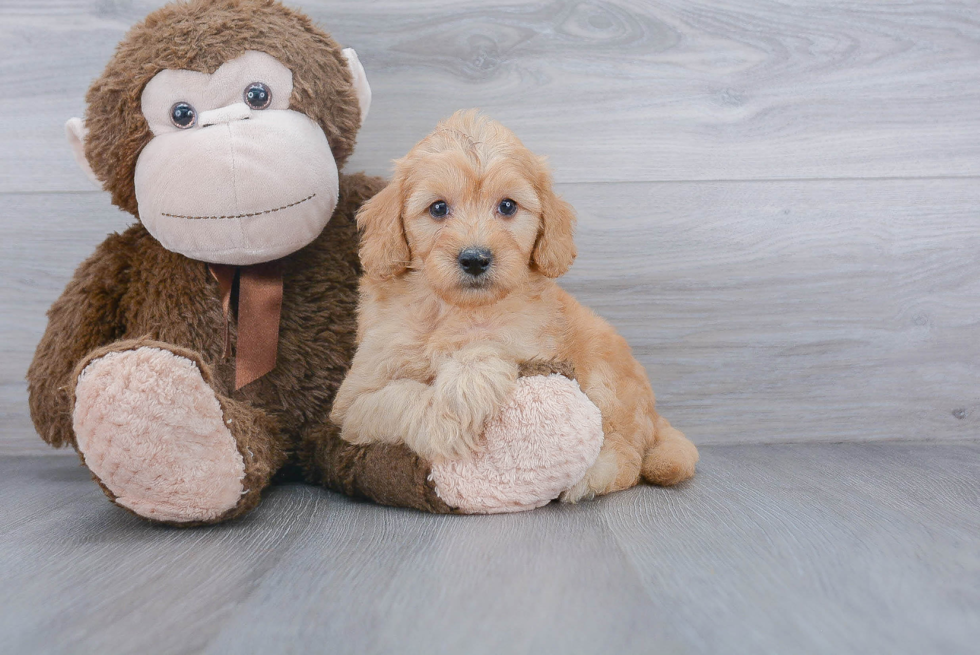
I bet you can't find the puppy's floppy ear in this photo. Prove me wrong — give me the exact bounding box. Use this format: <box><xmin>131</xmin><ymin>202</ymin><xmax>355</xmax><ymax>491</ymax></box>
<box><xmin>531</xmin><ymin>160</ymin><xmax>577</xmax><ymax>278</ymax></box>
<box><xmin>357</xmin><ymin>180</ymin><xmax>411</xmax><ymax>279</ymax></box>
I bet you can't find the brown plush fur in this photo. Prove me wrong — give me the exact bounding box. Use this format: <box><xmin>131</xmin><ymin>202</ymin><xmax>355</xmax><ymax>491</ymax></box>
<box><xmin>27</xmin><ymin>0</ymin><xmax>446</xmax><ymax>523</ymax></box>
<box><xmin>83</xmin><ymin>0</ymin><xmax>362</xmax><ymax>217</ymax></box>
<box><xmin>334</xmin><ymin>111</ymin><xmax>699</xmax><ymax>500</ymax></box>
<box><xmin>28</xmin><ymin>173</ymin><xmax>433</xmax><ymax>517</ymax></box>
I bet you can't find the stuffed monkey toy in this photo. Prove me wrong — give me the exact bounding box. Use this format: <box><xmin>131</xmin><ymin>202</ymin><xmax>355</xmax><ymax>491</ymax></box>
<box><xmin>27</xmin><ymin>0</ymin><xmax>603</xmax><ymax>524</ymax></box>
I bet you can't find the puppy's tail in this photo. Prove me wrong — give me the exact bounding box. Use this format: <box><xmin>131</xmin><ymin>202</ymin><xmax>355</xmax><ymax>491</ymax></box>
<box><xmin>641</xmin><ymin>416</ymin><xmax>699</xmax><ymax>486</ymax></box>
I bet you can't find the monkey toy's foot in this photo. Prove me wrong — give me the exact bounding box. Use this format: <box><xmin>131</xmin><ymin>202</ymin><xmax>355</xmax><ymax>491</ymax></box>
<box><xmin>73</xmin><ymin>346</ymin><xmax>246</xmax><ymax>523</ymax></box>
<box><xmin>429</xmin><ymin>371</ymin><xmax>604</xmax><ymax>514</ymax></box>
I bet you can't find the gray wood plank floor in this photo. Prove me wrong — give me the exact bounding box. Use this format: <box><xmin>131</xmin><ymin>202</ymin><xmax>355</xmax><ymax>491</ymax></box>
<box><xmin>2</xmin><ymin>444</ymin><xmax>978</xmax><ymax>655</ymax></box>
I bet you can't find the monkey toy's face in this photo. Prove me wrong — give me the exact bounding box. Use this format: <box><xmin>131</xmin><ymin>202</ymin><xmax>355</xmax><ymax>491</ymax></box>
<box><xmin>68</xmin><ymin>19</ymin><xmax>371</xmax><ymax>266</ymax></box>
<box><xmin>133</xmin><ymin>50</ymin><xmax>350</xmax><ymax>265</ymax></box>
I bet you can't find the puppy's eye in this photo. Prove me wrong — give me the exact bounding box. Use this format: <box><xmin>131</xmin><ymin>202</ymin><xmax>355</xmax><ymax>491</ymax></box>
<box><xmin>170</xmin><ymin>102</ymin><xmax>197</xmax><ymax>129</ymax></box>
<box><xmin>498</xmin><ymin>198</ymin><xmax>518</xmax><ymax>216</ymax></box>
<box><xmin>244</xmin><ymin>82</ymin><xmax>272</xmax><ymax>110</ymax></box>
<box><xmin>429</xmin><ymin>200</ymin><xmax>449</xmax><ymax>219</ymax></box>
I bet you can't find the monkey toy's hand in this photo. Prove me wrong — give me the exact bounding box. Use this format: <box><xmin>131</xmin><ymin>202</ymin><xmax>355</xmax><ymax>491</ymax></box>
<box><xmin>329</xmin><ymin>359</ymin><xmax>602</xmax><ymax>514</ymax></box>
<box><xmin>427</xmin><ymin>360</ymin><xmax>604</xmax><ymax>513</ymax></box>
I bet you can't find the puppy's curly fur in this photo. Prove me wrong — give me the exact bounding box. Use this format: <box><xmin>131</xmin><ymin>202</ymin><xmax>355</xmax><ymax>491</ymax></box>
<box><xmin>332</xmin><ymin>110</ymin><xmax>699</xmax><ymax>500</ymax></box>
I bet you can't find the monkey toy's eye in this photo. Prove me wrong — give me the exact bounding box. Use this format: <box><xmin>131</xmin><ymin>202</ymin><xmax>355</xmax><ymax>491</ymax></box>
<box><xmin>497</xmin><ymin>198</ymin><xmax>518</xmax><ymax>216</ymax></box>
<box><xmin>244</xmin><ymin>82</ymin><xmax>272</xmax><ymax>110</ymax></box>
<box><xmin>429</xmin><ymin>200</ymin><xmax>449</xmax><ymax>219</ymax></box>
<box><xmin>170</xmin><ymin>102</ymin><xmax>197</xmax><ymax>129</ymax></box>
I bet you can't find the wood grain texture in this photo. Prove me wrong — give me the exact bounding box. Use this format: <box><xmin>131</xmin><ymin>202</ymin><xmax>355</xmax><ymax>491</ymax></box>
<box><xmin>1</xmin><ymin>0</ymin><xmax>979</xmax><ymax>192</ymax></box>
<box><xmin>4</xmin><ymin>178</ymin><xmax>978</xmax><ymax>454</ymax></box>
<box><xmin>558</xmin><ymin>177</ymin><xmax>980</xmax><ymax>445</ymax></box>
<box><xmin>2</xmin><ymin>443</ymin><xmax>978</xmax><ymax>654</ymax></box>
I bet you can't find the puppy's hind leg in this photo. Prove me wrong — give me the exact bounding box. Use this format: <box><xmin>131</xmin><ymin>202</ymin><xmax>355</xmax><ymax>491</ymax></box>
<box><xmin>560</xmin><ymin>431</ymin><xmax>642</xmax><ymax>503</ymax></box>
<box><xmin>560</xmin><ymin>445</ymin><xmax>618</xmax><ymax>503</ymax></box>
<box><xmin>642</xmin><ymin>416</ymin><xmax>698</xmax><ymax>486</ymax></box>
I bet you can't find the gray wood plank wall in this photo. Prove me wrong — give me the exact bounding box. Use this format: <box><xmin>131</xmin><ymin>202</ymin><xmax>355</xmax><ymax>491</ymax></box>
<box><xmin>2</xmin><ymin>0</ymin><xmax>978</xmax><ymax>455</ymax></box>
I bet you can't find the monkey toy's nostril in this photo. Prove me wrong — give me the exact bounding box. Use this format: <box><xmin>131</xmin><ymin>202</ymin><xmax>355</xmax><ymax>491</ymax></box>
<box><xmin>458</xmin><ymin>247</ymin><xmax>493</xmax><ymax>277</ymax></box>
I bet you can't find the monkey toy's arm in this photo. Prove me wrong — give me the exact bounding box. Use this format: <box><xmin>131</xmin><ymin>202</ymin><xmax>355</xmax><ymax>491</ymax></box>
<box><xmin>318</xmin><ymin>360</ymin><xmax>604</xmax><ymax>514</ymax></box>
<box><xmin>27</xmin><ymin>231</ymin><xmax>134</xmax><ymax>448</ymax></box>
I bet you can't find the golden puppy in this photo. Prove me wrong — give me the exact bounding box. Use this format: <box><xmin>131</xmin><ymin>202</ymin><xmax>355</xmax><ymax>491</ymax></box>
<box><xmin>331</xmin><ymin>110</ymin><xmax>698</xmax><ymax>501</ymax></box>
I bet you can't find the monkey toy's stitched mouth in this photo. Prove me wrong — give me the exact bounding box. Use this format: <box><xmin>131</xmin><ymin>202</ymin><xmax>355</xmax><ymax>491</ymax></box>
<box><xmin>160</xmin><ymin>193</ymin><xmax>316</xmax><ymax>220</ymax></box>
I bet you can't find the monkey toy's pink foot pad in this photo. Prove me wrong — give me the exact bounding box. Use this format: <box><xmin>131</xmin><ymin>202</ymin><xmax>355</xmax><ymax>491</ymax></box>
<box><xmin>73</xmin><ymin>347</ymin><xmax>245</xmax><ymax>523</ymax></box>
<box><xmin>430</xmin><ymin>375</ymin><xmax>604</xmax><ymax>514</ymax></box>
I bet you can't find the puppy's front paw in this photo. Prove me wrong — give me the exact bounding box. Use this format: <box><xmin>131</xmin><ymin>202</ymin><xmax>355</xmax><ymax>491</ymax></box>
<box><xmin>413</xmin><ymin>412</ymin><xmax>480</xmax><ymax>461</ymax></box>
<box><xmin>431</xmin><ymin>344</ymin><xmax>518</xmax><ymax>454</ymax></box>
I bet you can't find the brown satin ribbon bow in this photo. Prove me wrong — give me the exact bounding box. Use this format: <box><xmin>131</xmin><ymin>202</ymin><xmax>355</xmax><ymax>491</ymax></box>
<box><xmin>208</xmin><ymin>261</ymin><xmax>283</xmax><ymax>390</ymax></box>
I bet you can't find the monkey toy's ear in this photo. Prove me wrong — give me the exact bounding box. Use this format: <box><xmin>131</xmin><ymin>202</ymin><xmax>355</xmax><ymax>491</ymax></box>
<box><xmin>65</xmin><ymin>118</ymin><xmax>101</xmax><ymax>188</ymax></box>
<box><xmin>342</xmin><ymin>48</ymin><xmax>372</xmax><ymax>126</ymax></box>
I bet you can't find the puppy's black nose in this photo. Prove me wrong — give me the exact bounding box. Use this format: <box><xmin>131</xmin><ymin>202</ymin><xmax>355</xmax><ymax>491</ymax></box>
<box><xmin>458</xmin><ymin>247</ymin><xmax>493</xmax><ymax>277</ymax></box>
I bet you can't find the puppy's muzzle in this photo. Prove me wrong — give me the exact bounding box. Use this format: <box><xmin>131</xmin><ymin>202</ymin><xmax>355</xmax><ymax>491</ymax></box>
<box><xmin>458</xmin><ymin>247</ymin><xmax>493</xmax><ymax>277</ymax></box>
